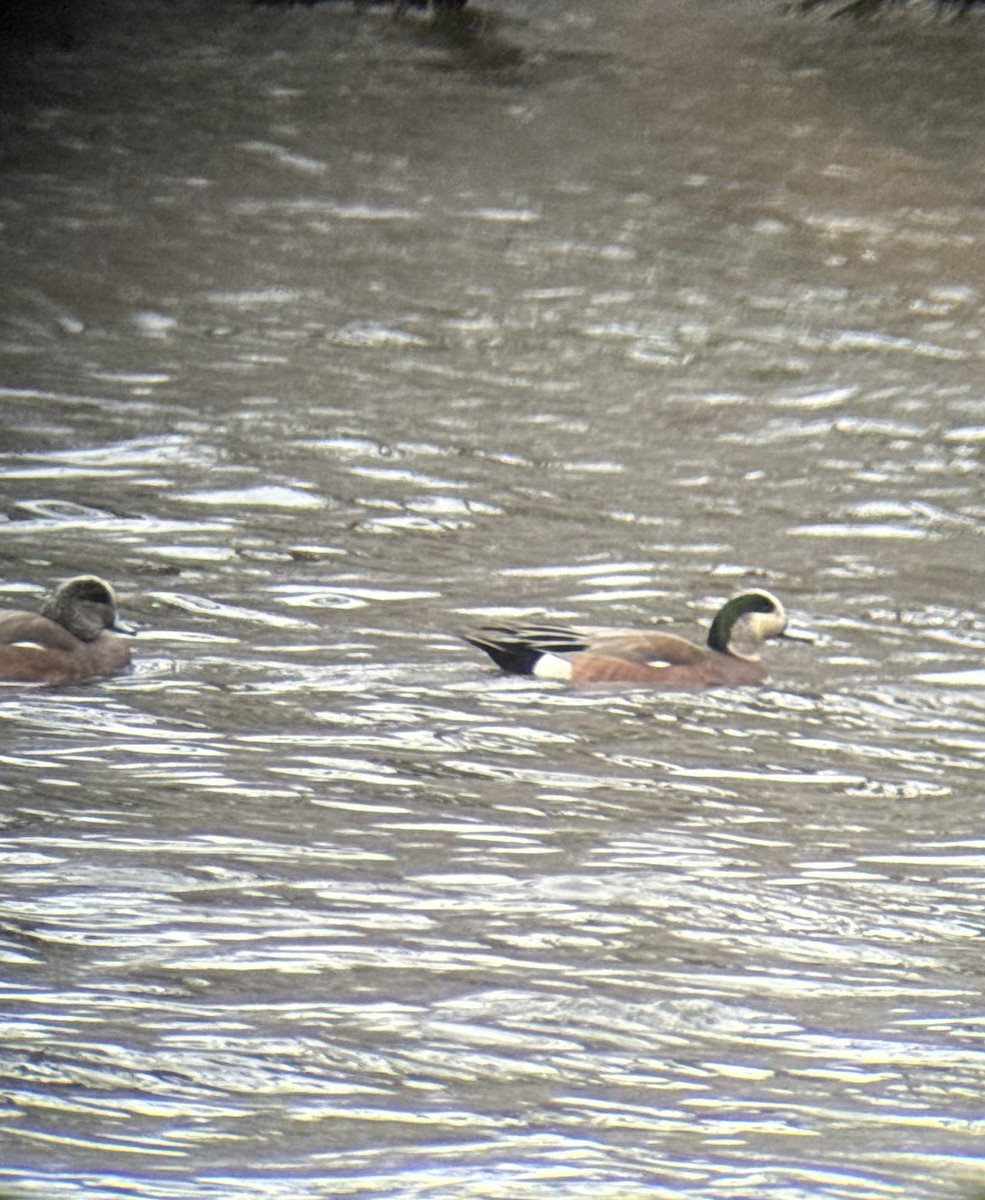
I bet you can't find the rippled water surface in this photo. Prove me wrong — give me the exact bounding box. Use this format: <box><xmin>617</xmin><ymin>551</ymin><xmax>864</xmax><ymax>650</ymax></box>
<box><xmin>2</xmin><ymin>0</ymin><xmax>985</xmax><ymax>1196</ymax></box>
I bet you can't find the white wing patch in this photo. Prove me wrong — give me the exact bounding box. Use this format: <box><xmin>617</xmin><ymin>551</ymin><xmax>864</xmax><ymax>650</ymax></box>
<box><xmin>645</xmin><ymin>659</ymin><xmax>672</xmax><ymax>669</ymax></box>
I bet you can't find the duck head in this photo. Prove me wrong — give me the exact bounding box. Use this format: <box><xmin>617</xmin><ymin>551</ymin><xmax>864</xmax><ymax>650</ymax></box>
<box><xmin>40</xmin><ymin>576</ymin><xmax>135</xmax><ymax>642</ymax></box>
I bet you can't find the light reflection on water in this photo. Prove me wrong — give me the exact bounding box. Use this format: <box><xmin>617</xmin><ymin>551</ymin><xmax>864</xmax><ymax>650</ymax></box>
<box><xmin>2</xmin><ymin>0</ymin><xmax>985</xmax><ymax>1197</ymax></box>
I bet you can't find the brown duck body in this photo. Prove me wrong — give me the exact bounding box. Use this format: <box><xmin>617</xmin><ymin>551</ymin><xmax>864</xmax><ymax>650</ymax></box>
<box><xmin>0</xmin><ymin>577</ymin><xmax>133</xmax><ymax>685</ymax></box>
<box><xmin>563</xmin><ymin>629</ymin><xmax>767</xmax><ymax>687</ymax></box>
<box><xmin>461</xmin><ymin>590</ymin><xmax>790</xmax><ymax>691</ymax></box>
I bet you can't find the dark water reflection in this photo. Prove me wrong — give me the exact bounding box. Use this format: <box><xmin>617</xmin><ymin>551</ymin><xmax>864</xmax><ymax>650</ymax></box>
<box><xmin>2</xmin><ymin>0</ymin><xmax>985</xmax><ymax>1197</ymax></box>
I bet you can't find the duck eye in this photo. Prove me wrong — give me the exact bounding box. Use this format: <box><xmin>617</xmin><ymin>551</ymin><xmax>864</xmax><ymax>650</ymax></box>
<box><xmin>77</xmin><ymin>580</ymin><xmax>111</xmax><ymax>603</ymax></box>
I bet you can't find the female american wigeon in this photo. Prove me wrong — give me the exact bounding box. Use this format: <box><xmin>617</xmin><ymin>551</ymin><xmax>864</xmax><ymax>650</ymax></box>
<box><xmin>0</xmin><ymin>576</ymin><xmax>134</xmax><ymax>685</ymax></box>
<box><xmin>461</xmin><ymin>589</ymin><xmax>796</xmax><ymax>688</ymax></box>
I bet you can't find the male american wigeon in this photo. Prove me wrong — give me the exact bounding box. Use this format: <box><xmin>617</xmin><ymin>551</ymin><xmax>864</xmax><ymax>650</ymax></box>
<box><xmin>0</xmin><ymin>576</ymin><xmax>134</xmax><ymax>685</ymax></box>
<box><xmin>461</xmin><ymin>589</ymin><xmax>798</xmax><ymax>689</ymax></box>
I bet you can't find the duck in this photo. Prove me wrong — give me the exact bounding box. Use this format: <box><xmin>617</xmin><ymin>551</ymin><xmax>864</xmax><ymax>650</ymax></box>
<box><xmin>460</xmin><ymin>589</ymin><xmax>796</xmax><ymax>689</ymax></box>
<box><xmin>0</xmin><ymin>576</ymin><xmax>135</xmax><ymax>685</ymax></box>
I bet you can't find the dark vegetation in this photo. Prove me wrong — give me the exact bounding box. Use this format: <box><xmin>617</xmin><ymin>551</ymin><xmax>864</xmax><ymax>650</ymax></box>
<box><xmin>0</xmin><ymin>0</ymin><xmax>77</xmax><ymax>47</ymax></box>
<box><xmin>257</xmin><ymin>0</ymin><xmax>468</xmax><ymax>9</ymax></box>
<box><xmin>797</xmin><ymin>0</ymin><xmax>981</xmax><ymax>17</ymax></box>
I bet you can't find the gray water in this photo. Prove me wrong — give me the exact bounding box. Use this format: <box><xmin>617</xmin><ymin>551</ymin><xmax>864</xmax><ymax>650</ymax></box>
<box><xmin>2</xmin><ymin>1</ymin><xmax>985</xmax><ymax>1197</ymax></box>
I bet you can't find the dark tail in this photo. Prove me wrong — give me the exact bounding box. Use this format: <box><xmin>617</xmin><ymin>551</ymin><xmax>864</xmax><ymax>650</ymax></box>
<box><xmin>460</xmin><ymin>629</ymin><xmax>542</xmax><ymax>675</ymax></box>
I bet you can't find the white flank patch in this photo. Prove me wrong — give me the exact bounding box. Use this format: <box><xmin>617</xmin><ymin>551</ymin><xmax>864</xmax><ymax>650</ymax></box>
<box><xmin>532</xmin><ymin>653</ymin><xmax>573</xmax><ymax>681</ymax></box>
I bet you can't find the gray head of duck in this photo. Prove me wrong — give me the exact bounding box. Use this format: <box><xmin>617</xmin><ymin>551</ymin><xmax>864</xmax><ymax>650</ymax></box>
<box><xmin>707</xmin><ymin>589</ymin><xmax>789</xmax><ymax>654</ymax></box>
<box><xmin>39</xmin><ymin>576</ymin><xmax>134</xmax><ymax>642</ymax></box>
